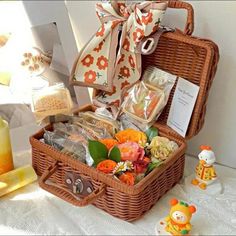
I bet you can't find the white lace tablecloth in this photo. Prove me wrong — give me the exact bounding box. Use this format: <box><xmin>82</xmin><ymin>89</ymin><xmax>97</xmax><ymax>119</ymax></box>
<box><xmin>1</xmin><ymin>126</ymin><xmax>236</xmax><ymax>235</ymax></box>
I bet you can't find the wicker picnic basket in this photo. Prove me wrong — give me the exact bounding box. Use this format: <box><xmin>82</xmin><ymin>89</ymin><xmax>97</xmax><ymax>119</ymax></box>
<box><xmin>30</xmin><ymin>1</ymin><xmax>219</xmax><ymax>221</ymax></box>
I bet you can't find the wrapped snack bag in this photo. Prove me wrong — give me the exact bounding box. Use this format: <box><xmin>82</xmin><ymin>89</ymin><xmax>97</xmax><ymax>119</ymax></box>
<box><xmin>122</xmin><ymin>67</ymin><xmax>176</xmax><ymax>130</ymax></box>
<box><xmin>31</xmin><ymin>83</ymin><xmax>73</xmax><ymax>122</ymax></box>
<box><xmin>74</xmin><ymin>111</ymin><xmax>120</xmax><ymax>138</ymax></box>
<box><xmin>43</xmin><ymin>129</ymin><xmax>87</xmax><ymax>163</ymax></box>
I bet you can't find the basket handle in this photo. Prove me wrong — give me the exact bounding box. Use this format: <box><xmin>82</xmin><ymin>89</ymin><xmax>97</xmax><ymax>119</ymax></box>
<box><xmin>39</xmin><ymin>161</ymin><xmax>105</xmax><ymax>207</ymax></box>
<box><xmin>168</xmin><ymin>0</ymin><xmax>194</xmax><ymax>35</ymax></box>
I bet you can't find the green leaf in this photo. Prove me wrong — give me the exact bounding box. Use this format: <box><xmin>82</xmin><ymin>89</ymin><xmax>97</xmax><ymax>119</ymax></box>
<box><xmin>88</xmin><ymin>140</ymin><xmax>108</xmax><ymax>166</ymax></box>
<box><xmin>109</xmin><ymin>146</ymin><xmax>121</xmax><ymax>163</ymax></box>
<box><xmin>146</xmin><ymin>127</ymin><xmax>159</xmax><ymax>143</ymax></box>
<box><xmin>145</xmin><ymin>161</ymin><xmax>163</xmax><ymax>176</ymax></box>
<box><xmin>181</xmin><ymin>230</ymin><xmax>189</xmax><ymax>235</ymax></box>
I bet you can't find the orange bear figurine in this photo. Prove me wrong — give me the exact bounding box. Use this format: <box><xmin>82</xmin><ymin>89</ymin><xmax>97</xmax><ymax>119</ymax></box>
<box><xmin>164</xmin><ymin>198</ymin><xmax>196</xmax><ymax>235</ymax></box>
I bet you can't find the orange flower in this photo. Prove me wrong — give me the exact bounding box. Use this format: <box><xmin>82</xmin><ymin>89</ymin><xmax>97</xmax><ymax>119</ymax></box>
<box><xmin>117</xmin><ymin>2</ymin><xmax>126</xmax><ymax>15</ymax></box>
<box><xmin>97</xmin><ymin>160</ymin><xmax>117</xmax><ymax>174</ymax></box>
<box><xmin>96</xmin><ymin>24</ymin><xmax>105</xmax><ymax>37</ymax></box>
<box><xmin>115</xmin><ymin>128</ymin><xmax>147</xmax><ymax>146</ymax></box>
<box><xmin>111</xmin><ymin>20</ymin><xmax>121</xmax><ymax>29</ymax></box>
<box><xmin>107</xmin><ymin>86</ymin><xmax>116</xmax><ymax>96</ymax></box>
<box><xmin>121</xmin><ymin>80</ymin><xmax>130</xmax><ymax>89</ymax></box>
<box><xmin>142</xmin><ymin>12</ymin><xmax>153</xmax><ymax>25</ymax></box>
<box><xmin>93</xmin><ymin>41</ymin><xmax>104</xmax><ymax>52</ymax></box>
<box><xmin>135</xmin><ymin>12</ymin><xmax>142</xmax><ymax>25</ymax></box>
<box><xmin>81</xmin><ymin>54</ymin><xmax>94</xmax><ymax>67</ymax></box>
<box><xmin>133</xmin><ymin>28</ymin><xmax>144</xmax><ymax>43</ymax></box>
<box><xmin>120</xmin><ymin>66</ymin><xmax>130</xmax><ymax>78</ymax></box>
<box><xmin>118</xmin><ymin>54</ymin><xmax>125</xmax><ymax>64</ymax></box>
<box><xmin>99</xmin><ymin>139</ymin><xmax>118</xmax><ymax>150</ymax></box>
<box><xmin>84</xmin><ymin>70</ymin><xmax>96</xmax><ymax>84</ymax></box>
<box><xmin>123</xmin><ymin>91</ymin><xmax>129</xmax><ymax>98</ymax></box>
<box><xmin>117</xmin><ymin>142</ymin><xmax>144</xmax><ymax>162</ymax></box>
<box><xmin>128</xmin><ymin>55</ymin><xmax>135</xmax><ymax>68</ymax></box>
<box><xmin>96</xmin><ymin>55</ymin><xmax>108</xmax><ymax>70</ymax></box>
<box><xmin>123</xmin><ymin>38</ymin><xmax>130</xmax><ymax>51</ymax></box>
<box><xmin>110</xmin><ymin>99</ymin><xmax>120</xmax><ymax>107</ymax></box>
<box><xmin>119</xmin><ymin>172</ymin><xmax>135</xmax><ymax>185</ymax></box>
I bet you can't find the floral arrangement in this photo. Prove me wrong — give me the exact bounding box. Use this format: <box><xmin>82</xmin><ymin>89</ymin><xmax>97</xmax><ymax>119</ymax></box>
<box><xmin>88</xmin><ymin>127</ymin><xmax>179</xmax><ymax>185</ymax></box>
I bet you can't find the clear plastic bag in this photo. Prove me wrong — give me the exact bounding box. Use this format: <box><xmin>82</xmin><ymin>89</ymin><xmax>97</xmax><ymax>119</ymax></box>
<box><xmin>31</xmin><ymin>83</ymin><xmax>73</xmax><ymax>122</ymax></box>
<box><xmin>121</xmin><ymin>66</ymin><xmax>176</xmax><ymax>130</ymax></box>
<box><xmin>43</xmin><ymin>127</ymin><xmax>88</xmax><ymax>164</ymax></box>
<box><xmin>73</xmin><ymin>111</ymin><xmax>120</xmax><ymax>139</ymax></box>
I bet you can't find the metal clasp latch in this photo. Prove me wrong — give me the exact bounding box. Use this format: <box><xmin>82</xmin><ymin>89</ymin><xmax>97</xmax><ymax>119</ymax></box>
<box><xmin>65</xmin><ymin>172</ymin><xmax>94</xmax><ymax>196</ymax></box>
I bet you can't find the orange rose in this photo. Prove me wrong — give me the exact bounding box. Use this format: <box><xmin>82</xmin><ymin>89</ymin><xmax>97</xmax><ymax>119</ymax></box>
<box><xmin>115</xmin><ymin>129</ymin><xmax>147</xmax><ymax>146</ymax></box>
<box><xmin>119</xmin><ymin>172</ymin><xmax>135</xmax><ymax>185</ymax></box>
<box><xmin>97</xmin><ymin>160</ymin><xmax>117</xmax><ymax>174</ymax></box>
<box><xmin>99</xmin><ymin>139</ymin><xmax>118</xmax><ymax>150</ymax></box>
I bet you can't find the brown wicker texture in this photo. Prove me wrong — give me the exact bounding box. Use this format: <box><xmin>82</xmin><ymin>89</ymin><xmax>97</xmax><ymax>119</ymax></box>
<box><xmin>30</xmin><ymin>116</ymin><xmax>186</xmax><ymax>221</ymax></box>
<box><xmin>30</xmin><ymin>1</ymin><xmax>219</xmax><ymax>221</ymax></box>
<box><xmin>142</xmin><ymin>32</ymin><xmax>219</xmax><ymax>139</ymax></box>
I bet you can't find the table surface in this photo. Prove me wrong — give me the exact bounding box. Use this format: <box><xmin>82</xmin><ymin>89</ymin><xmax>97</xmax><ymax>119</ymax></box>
<box><xmin>1</xmin><ymin>125</ymin><xmax>236</xmax><ymax>235</ymax></box>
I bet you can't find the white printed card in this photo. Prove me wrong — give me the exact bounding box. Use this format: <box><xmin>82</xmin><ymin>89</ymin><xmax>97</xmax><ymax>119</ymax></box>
<box><xmin>167</xmin><ymin>77</ymin><xmax>200</xmax><ymax>137</ymax></box>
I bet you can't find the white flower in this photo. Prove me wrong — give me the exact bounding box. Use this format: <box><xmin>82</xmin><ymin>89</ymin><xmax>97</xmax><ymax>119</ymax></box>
<box><xmin>113</xmin><ymin>161</ymin><xmax>134</xmax><ymax>175</ymax></box>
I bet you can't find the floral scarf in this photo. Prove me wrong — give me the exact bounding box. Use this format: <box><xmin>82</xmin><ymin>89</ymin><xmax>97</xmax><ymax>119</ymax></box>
<box><xmin>71</xmin><ymin>1</ymin><xmax>168</xmax><ymax>107</ymax></box>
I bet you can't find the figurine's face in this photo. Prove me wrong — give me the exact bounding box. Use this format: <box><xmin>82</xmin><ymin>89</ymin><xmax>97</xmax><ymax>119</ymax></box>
<box><xmin>171</xmin><ymin>211</ymin><xmax>188</xmax><ymax>224</ymax></box>
<box><xmin>198</xmin><ymin>150</ymin><xmax>216</xmax><ymax>166</ymax></box>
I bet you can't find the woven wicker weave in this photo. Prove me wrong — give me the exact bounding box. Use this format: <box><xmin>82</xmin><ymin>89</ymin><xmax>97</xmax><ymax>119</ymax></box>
<box><xmin>30</xmin><ymin>1</ymin><xmax>219</xmax><ymax>221</ymax></box>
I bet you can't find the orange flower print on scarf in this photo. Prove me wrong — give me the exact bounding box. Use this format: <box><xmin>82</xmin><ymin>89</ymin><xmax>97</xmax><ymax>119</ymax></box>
<box><xmin>96</xmin><ymin>24</ymin><xmax>105</xmax><ymax>37</ymax></box>
<box><xmin>110</xmin><ymin>99</ymin><xmax>120</xmax><ymax>107</ymax></box>
<box><xmin>120</xmin><ymin>66</ymin><xmax>130</xmax><ymax>78</ymax></box>
<box><xmin>97</xmin><ymin>56</ymin><xmax>108</xmax><ymax>70</ymax></box>
<box><xmin>128</xmin><ymin>55</ymin><xmax>135</xmax><ymax>68</ymax></box>
<box><xmin>93</xmin><ymin>41</ymin><xmax>104</xmax><ymax>53</ymax></box>
<box><xmin>133</xmin><ymin>28</ymin><xmax>144</xmax><ymax>43</ymax></box>
<box><xmin>117</xmin><ymin>2</ymin><xmax>126</xmax><ymax>16</ymax></box>
<box><xmin>135</xmin><ymin>12</ymin><xmax>142</xmax><ymax>25</ymax></box>
<box><xmin>121</xmin><ymin>80</ymin><xmax>130</xmax><ymax>89</ymax></box>
<box><xmin>123</xmin><ymin>38</ymin><xmax>130</xmax><ymax>51</ymax></box>
<box><xmin>111</xmin><ymin>20</ymin><xmax>121</xmax><ymax>29</ymax></box>
<box><xmin>118</xmin><ymin>54</ymin><xmax>125</xmax><ymax>64</ymax></box>
<box><xmin>106</xmin><ymin>86</ymin><xmax>117</xmax><ymax>96</ymax></box>
<box><xmin>84</xmin><ymin>70</ymin><xmax>96</xmax><ymax>84</ymax></box>
<box><xmin>81</xmin><ymin>54</ymin><xmax>94</xmax><ymax>67</ymax></box>
<box><xmin>142</xmin><ymin>12</ymin><xmax>153</xmax><ymax>25</ymax></box>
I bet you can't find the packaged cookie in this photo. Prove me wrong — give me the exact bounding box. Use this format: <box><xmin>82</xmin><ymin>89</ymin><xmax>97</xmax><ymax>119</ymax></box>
<box><xmin>79</xmin><ymin>111</ymin><xmax>120</xmax><ymax>137</ymax></box>
<box><xmin>122</xmin><ymin>67</ymin><xmax>176</xmax><ymax>129</ymax></box>
<box><xmin>123</xmin><ymin>82</ymin><xmax>165</xmax><ymax>122</ymax></box>
<box><xmin>31</xmin><ymin>83</ymin><xmax>73</xmax><ymax>121</ymax></box>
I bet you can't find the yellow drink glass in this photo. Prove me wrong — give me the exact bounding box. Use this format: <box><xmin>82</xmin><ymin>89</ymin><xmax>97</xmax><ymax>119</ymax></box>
<box><xmin>0</xmin><ymin>117</ymin><xmax>14</xmax><ymax>175</ymax></box>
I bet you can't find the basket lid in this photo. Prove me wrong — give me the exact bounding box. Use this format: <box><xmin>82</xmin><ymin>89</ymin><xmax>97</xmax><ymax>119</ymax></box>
<box><xmin>92</xmin><ymin>31</ymin><xmax>219</xmax><ymax>140</ymax></box>
<box><xmin>142</xmin><ymin>31</ymin><xmax>219</xmax><ymax>140</ymax></box>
